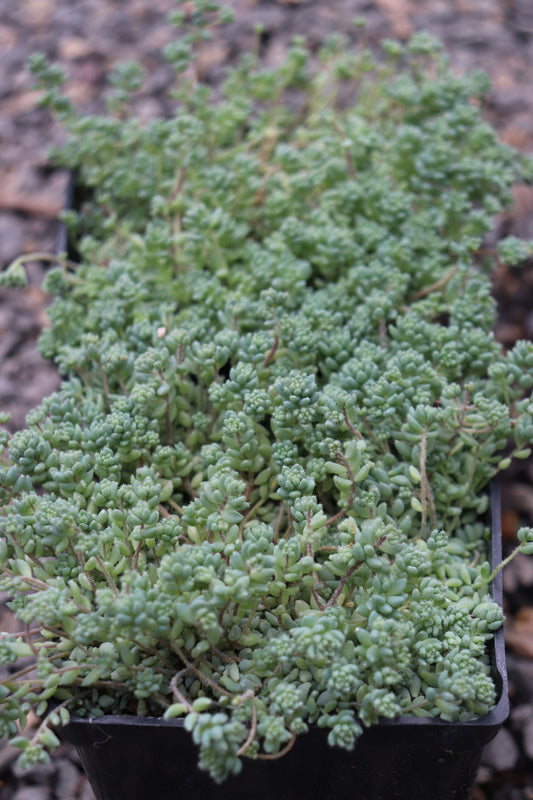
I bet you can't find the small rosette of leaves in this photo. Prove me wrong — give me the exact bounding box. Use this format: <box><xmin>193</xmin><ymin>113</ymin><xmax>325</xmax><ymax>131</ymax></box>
<box><xmin>1</xmin><ymin>3</ymin><xmax>532</xmax><ymax>784</ymax></box>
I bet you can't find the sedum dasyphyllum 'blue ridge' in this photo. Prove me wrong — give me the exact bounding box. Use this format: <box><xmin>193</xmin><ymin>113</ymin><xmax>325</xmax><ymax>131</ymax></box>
<box><xmin>1</xmin><ymin>2</ymin><xmax>533</xmax><ymax>782</ymax></box>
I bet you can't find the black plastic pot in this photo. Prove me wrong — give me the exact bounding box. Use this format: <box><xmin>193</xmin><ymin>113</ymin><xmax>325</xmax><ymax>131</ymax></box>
<box><xmin>59</xmin><ymin>483</ymin><xmax>507</xmax><ymax>800</ymax></box>
<box><xmin>56</xmin><ymin>172</ymin><xmax>89</xmax><ymax>260</ymax></box>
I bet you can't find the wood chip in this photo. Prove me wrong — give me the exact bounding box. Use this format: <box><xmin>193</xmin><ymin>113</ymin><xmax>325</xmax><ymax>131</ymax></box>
<box><xmin>58</xmin><ymin>37</ymin><xmax>98</xmax><ymax>61</ymax></box>
<box><xmin>0</xmin><ymin>24</ymin><xmax>17</xmax><ymax>48</ymax></box>
<box><xmin>196</xmin><ymin>42</ymin><xmax>230</xmax><ymax>79</ymax></box>
<box><xmin>502</xmin><ymin>507</ymin><xmax>521</xmax><ymax>540</ymax></box>
<box><xmin>508</xmin><ymin>484</ymin><xmax>533</xmax><ymax>518</ymax></box>
<box><xmin>374</xmin><ymin>0</ymin><xmax>413</xmax><ymax>39</ymax></box>
<box><xmin>0</xmin><ymin>193</ymin><xmax>62</xmax><ymax>219</ymax></box>
<box><xmin>506</xmin><ymin>609</ymin><xmax>533</xmax><ymax>658</ymax></box>
<box><xmin>0</xmin><ymin>90</ymin><xmax>43</xmax><ymax>117</ymax></box>
<box><xmin>24</xmin><ymin>0</ymin><xmax>54</xmax><ymax>27</ymax></box>
<box><xmin>509</xmin><ymin>185</ymin><xmax>533</xmax><ymax>239</ymax></box>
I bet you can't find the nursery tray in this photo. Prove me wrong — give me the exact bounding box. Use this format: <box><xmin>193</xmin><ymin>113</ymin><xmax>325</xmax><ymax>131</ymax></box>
<box><xmin>60</xmin><ymin>484</ymin><xmax>507</xmax><ymax>800</ymax></box>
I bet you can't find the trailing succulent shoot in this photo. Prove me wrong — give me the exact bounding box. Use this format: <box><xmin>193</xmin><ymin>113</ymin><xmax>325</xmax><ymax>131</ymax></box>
<box><xmin>2</xmin><ymin>2</ymin><xmax>533</xmax><ymax>782</ymax></box>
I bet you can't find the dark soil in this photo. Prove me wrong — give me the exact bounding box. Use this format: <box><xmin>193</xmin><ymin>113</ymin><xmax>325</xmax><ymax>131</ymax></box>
<box><xmin>1</xmin><ymin>2</ymin><xmax>533</xmax><ymax>798</ymax></box>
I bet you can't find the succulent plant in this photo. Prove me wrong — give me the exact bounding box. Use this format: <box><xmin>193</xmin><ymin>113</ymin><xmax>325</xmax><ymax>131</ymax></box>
<box><xmin>1</xmin><ymin>2</ymin><xmax>533</xmax><ymax>782</ymax></box>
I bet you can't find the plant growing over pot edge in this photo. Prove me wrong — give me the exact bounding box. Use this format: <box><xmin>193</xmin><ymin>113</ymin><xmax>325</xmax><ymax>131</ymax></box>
<box><xmin>2</xmin><ymin>2</ymin><xmax>533</xmax><ymax>783</ymax></box>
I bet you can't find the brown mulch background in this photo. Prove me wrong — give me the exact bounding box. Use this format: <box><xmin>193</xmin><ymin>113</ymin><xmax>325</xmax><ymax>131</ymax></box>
<box><xmin>1</xmin><ymin>1</ymin><xmax>533</xmax><ymax>798</ymax></box>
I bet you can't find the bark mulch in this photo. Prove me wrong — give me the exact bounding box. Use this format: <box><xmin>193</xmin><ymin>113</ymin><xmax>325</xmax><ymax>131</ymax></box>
<box><xmin>1</xmin><ymin>2</ymin><xmax>533</xmax><ymax>798</ymax></box>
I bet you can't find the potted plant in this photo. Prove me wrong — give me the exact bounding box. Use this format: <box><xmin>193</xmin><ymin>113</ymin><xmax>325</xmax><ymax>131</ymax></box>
<box><xmin>1</xmin><ymin>3</ymin><xmax>533</xmax><ymax>798</ymax></box>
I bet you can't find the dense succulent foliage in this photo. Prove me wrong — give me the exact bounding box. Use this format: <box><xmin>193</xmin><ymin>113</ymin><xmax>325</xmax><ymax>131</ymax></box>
<box><xmin>2</xmin><ymin>2</ymin><xmax>533</xmax><ymax>782</ymax></box>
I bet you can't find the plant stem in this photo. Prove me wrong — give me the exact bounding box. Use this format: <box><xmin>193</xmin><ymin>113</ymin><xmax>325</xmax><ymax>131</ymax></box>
<box><xmin>255</xmin><ymin>732</ymin><xmax>296</xmax><ymax>761</ymax></box>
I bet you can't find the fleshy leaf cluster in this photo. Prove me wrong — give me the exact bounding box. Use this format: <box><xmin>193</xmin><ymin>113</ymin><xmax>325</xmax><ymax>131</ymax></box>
<box><xmin>2</xmin><ymin>4</ymin><xmax>533</xmax><ymax>783</ymax></box>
